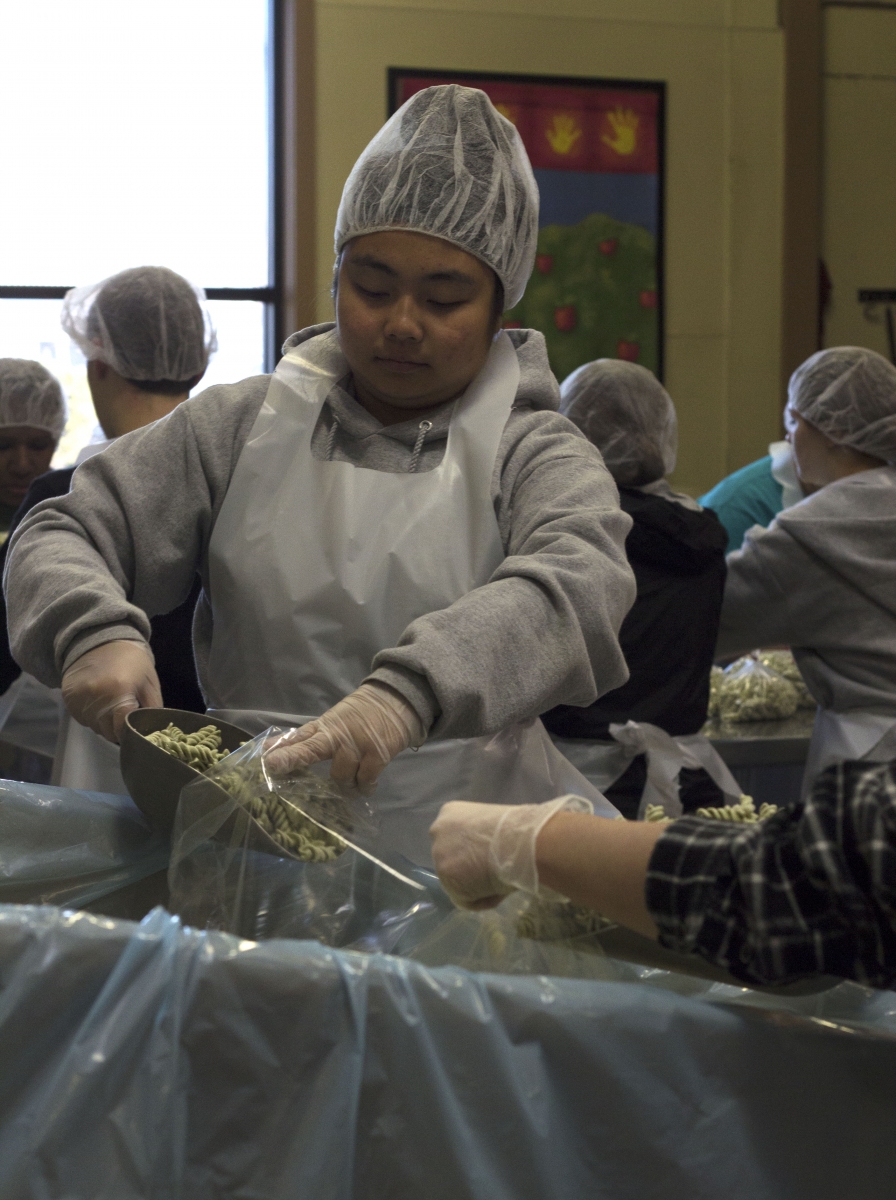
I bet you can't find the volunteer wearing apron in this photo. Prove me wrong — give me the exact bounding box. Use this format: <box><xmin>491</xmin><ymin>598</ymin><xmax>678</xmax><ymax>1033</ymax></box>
<box><xmin>0</xmin><ymin>362</ymin><xmax>66</xmax><ymax>778</ymax></box>
<box><xmin>0</xmin><ymin>361</ymin><xmax>64</xmax><ymax>545</ymax></box>
<box><xmin>5</xmin><ymin>87</ymin><xmax>635</xmax><ymax>864</ymax></box>
<box><xmin>540</xmin><ymin>359</ymin><xmax>740</xmax><ymax>817</ymax></box>
<box><xmin>717</xmin><ymin>347</ymin><xmax>896</xmax><ymax>794</ymax></box>
<box><xmin>30</xmin><ymin>267</ymin><xmax>214</xmax><ymax>794</ymax></box>
<box><xmin>208</xmin><ymin>325</ymin><xmax>622</xmax><ymax>861</ymax></box>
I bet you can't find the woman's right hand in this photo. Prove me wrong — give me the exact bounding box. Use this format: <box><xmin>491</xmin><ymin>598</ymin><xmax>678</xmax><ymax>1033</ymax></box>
<box><xmin>61</xmin><ymin>640</ymin><xmax>162</xmax><ymax>743</ymax></box>
<box><xmin>264</xmin><ymin>681</ymin><xmax>425</xmax><ymax>794</ymax></box>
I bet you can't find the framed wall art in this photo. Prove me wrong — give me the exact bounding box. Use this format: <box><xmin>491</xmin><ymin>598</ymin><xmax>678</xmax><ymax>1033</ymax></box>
<box><xmin>390</xmin><ymin>68</ymin><xmax>665</xmax><ymax>382</ymax></box>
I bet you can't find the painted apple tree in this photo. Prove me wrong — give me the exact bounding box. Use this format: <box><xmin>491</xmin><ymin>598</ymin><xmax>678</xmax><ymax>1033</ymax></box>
<box><xmin>503</xmin><ymin>212</ymin><xmax>658</xmax><ymax>383</ymax></box>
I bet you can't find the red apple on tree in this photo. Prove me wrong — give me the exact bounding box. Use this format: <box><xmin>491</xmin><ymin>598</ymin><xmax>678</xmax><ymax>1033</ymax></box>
<box><xmin>554</xmin><ymin>305</ymin><xmax>577</xmax><ymax>332</ymax></box>
<box><xmin>639</xmin><ymin>289</ymin><xmax>657</xmax><ymax>308</ymax></box>
<box><xmin>536</xmin><ymin>254</ymin><xmax>553</xmax><ymax>274</ymax></box>
<box><xmin>617</xmin><ymin>339</ymin><xmax>640</xmax><ymax>361</ymax></box>
<box><xmin>503</xmin><ymin>319</ymin><xmax>522</xmax><ymax>329</ymax></box>
<box><xmin>599</xmin><ymin>238</ymin><xmax>618</xmax><ymax>256</ymax></box>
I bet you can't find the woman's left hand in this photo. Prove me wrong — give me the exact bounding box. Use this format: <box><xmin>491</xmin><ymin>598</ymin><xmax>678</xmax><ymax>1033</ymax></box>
<box><xmin>263</xmin><ymin>681</ymin><xmax>426</xmax><ymax>793</ymax></box>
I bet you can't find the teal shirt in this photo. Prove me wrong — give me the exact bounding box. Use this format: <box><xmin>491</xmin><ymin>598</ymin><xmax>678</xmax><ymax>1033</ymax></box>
<box><xmin>699</xmin><ymin>457</ymin><xmax>783</xmax><ymax>553</ymax></box>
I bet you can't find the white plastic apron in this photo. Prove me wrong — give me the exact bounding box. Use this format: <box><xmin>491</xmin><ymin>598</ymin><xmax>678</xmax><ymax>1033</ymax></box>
<box><xmin>803</xmin><ymin>708</ymin><xmax>896</xmax><ymax>797</ymax></box>
<box><xmin>551</xmin><ymin>722</ymin><xmax>743</xmax><ymax>818</ymax></box>
<box><xmin>205</xmin><ymin>330</ymin><xmax>618</xmax><ymax>865</ymax></box>
<box><xmin>53</xmin><ymin>712</ymin><xmax>128</xmax><ymax>795</ymax></box>
<box><xmin>0</xmin><ymin>676</ymin><xmax>126</xmax><ymax>796</ymax></box>
<box><xmin>0</xmin><ymin>673</ymin><xmax>63</xmax><ymax>760</ymax></box>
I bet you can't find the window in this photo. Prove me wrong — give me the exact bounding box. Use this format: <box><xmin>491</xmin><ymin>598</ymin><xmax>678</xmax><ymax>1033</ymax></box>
<box><xmin>0</xmin><ymin>0</ymin><xmax>274</xmax><ymax>465</ymax></box>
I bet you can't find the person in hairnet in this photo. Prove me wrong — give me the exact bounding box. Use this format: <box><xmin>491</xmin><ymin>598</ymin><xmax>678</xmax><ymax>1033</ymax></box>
<box><xmin>0</xmin><ymin>362</ymin><xmax>65</xmax><ymax>777</ymax></box>
<box><xmin>0</xmin><ymin>266</ymin><xmax>215</xmax><ymax>791</ymax></box>
<box><xmin>716</xmin><ymin>346</ymin><xmax>896</xmax><ymax>791</ymax></box>
<box><xmin>0</xmin><ymin>361</ymin><xmax>65</xmax><ymax>542</ymax></box>
<box><xmin>4</xmin><ymin>85</ymin><xmax>635</xmax><ymax>863</ymax></box>
<box><xmin>61</xmin><ymin>264</ymin><xmax>214</xmax><ymax>462</ymax></box>
<box><xmin>427</xmin><ymin>356</ymin><xmax>896</xmax><ymax>986</ymax></box>
<box><xmin>540</xmin><ymin>360</ymin><xmax>735</xmax><ymax>817</ymax></box>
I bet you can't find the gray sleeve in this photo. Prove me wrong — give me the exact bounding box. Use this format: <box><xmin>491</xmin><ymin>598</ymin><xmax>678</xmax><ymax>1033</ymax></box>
<box><xmin>368</xmin><ymin>411</ymin><xmax>636</xmax><ymax>739</ymax></box>
<box><xmin>716</xmin><ymin>520</ymin><xmax>817</xmax><ymax>658</ymax></box>
<box><xmin>3</xmin><ymin>376</ymin><xmax>269</xmax><ymax>686</ymax></box>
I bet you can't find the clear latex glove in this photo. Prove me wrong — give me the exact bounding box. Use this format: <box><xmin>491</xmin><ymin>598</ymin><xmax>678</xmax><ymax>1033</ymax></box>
<box><xmin>61</xmin><ymin>640</ymin><xmax>162</xmax><ymax>744</ymax></box>
<box><xmin>263</xmin><ymin>681</ymin><xmax>426</xmax><ymax>795</ymax></box>
<box><xmin>429</xmin><ymin>794</ymin><xmax>594</xmax><ymax>910</ymax></box>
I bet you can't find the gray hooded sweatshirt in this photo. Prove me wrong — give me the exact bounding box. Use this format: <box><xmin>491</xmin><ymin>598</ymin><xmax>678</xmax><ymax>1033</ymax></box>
<box><xmin>717</xmin><ymin>466</ymin><xmax>896</xmax><ymax>715</ymax></box>
<box><xmin>4</xmin><ymin>325</ymin><xmax>636</xmax><ymax>739</ymax></box>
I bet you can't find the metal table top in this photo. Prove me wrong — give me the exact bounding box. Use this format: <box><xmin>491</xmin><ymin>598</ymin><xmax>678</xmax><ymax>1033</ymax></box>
<box><xmin>705</xmin><ymin>710</ymin><xmax>815</xmax><ymax>767</ymax></box>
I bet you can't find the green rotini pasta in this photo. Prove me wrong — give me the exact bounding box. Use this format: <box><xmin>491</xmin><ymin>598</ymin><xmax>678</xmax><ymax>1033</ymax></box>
<box><xmin>694</xmin><ymin>795</ymin><xmax>778</xmax><ymax>823</ymax></box>
<box><xmin>515</xmin><ymin>901</ymin><xmax>614</xmax><ymax>942</ymax></box>
<box><xmin>715</xmin><ymin>655</ymin><xmax>800</xmax><ymax>723</ymax></box>
<box><xmin>518</xmin><ymin>794</ymin><xmax>779</xmax><ymax>942</ymax></box>
<box><xmin>643</xmin><ymin>796</ymin><xmax>778</xmax><ymax>823</ymax></box>
<box><xmin>145</xmin><ymin>722</ymin><xmax>346</xmax><ymax>862</ymax></box>
<box><xmin>757</xmin><ymin>650</ymin><xmax>816</xmax><ymax>709</ymax></box>
<box><xmin>212</xmin><ymin>760</ymin><xmax>346</xmax><ymax>862</ymax></box>
<box><xmin>145</xmin><ymin>723</ymin><xmax>232</xmax><ymax>771</ymax></box>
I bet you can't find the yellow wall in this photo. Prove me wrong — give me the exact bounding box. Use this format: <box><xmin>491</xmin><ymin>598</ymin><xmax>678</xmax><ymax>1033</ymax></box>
<box><xmin>822</xmin><ymin>5</ymin><xmax>896</xmax><ymax>358</ymax></box>
<box><xmin>315</xmin><ymin>0</ymin><xmax>785</xmax><ymax>493</ymax></box>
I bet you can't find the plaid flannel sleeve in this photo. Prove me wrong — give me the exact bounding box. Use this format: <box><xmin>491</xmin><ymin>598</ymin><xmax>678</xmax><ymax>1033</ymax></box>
<box><xmin>645</xmin><ymin>760</ymin><xmax>896</xmax><ymax>987</ymax></box>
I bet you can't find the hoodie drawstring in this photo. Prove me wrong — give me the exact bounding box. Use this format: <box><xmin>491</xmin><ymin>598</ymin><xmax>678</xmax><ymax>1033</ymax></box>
<box><xmin>408</xmin><ymin>420</ymin><xmax>432</xmax><ymax>473</ymax></box>
<box><xmin>325</xmin><ymin>413</ymin><xmax>340</xmax><ymax>461</ymax></box>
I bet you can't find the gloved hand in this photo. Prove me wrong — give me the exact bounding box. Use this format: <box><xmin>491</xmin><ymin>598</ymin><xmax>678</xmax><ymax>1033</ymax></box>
<box><xmin>61</xmin><ymin>640</ymin><xmax>162</xmax><ymax>744</ymax></box>
<box><xmin>429</xmin><ymin>795</ymin><xmax>593</xmax><ymax>910</ymax></box>
<box><xmin>264</xmin><ymin>681</ymin><xmax>426</xmax><ymax>794</ymax></box>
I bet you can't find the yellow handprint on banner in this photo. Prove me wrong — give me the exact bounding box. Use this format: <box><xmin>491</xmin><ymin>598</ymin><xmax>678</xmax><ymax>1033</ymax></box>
<box><xmin>545</xmin><ymin>113</ymin><xmax>582</xmax><ymax>156</ymax></box>
<box><xmin>495</xmin><ymin>103</ymin><xmax>518</xmax><ymax>125</ymax></box>
<box><xmin>602</xmin><ymin>107</ymin><xmax>639</xmax><ymax>156</ymax></box>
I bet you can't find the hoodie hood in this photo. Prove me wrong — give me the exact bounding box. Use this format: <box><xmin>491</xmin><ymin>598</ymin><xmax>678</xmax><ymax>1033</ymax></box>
<box><xmin>619</xmin><ymin>488</ymin><xmax>728</xmax><ymax>575</ymax></box>
<box><xmin>281</xmin><ymin>323</ymin><xmax>560</xmax><ymax>415</ymax></box>
<box><xmin>775</xmin><ymin>466</ymin><xmax>896</xmax><ymax>619</ymax></box>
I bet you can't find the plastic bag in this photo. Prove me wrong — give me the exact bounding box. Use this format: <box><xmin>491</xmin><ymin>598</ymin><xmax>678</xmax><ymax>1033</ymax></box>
<box><xmin>708</xmin><ymin>664</ymin><xmax>725</xmax><ymax>719</ymax></box>
<box><xmin>409</xmin><ymin>890</ymin><xmax>840</xmax><ymax>998</ymax></box>
<box><xmin>0</xmin><ymin>779</ymin><xmax>167</xmax><ymax>908</ymax></box>
<box><xmin>0</xmin><ymin>905</ymin><xmax>885</xmax><ymax>1200</ymax></box>
<box><xmin>757</xmin><ymin>649</ymin><xmax>816</xmax><ymax>709</ymax></box>
<box><xmin>409</xmin><ymin>891</ymin><xmax>626</xmax><ymax>982</ymax></box>
<box><xmin>168</xmin><ymin>729</ymin><xmax>440</xmax><ymax>950</ymax></box>
<box><xmin>608</xmin><ymin>720</ymin><xmax>743</xmax><ymax>816</ymax></box>
<box><xmin>716</xmin><ymin>653</ymin><xmax>800</xmax><ymax>722</ymax></box>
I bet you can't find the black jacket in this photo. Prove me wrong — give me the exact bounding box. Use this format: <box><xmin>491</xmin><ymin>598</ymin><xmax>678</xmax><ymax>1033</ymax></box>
<box><xmin>0</xmin><ymin>467</ymin><xmax>204</xmax><ymax>712</ymax></box>
<box><xmin>542</xmin><ymin>489</ymin><xmax>728</xmax><ymax>739</ymax></box>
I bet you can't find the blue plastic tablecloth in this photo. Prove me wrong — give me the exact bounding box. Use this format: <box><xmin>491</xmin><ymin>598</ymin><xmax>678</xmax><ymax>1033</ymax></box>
<box><xmin>0</xmin><ymin>779</ymin><xmax>168</xmax><ymax>908</ymax></box>
<box><xmin>0</xmin><ymin>903</ymin><xmax>895</xmax><ymax>1199</ymax></box>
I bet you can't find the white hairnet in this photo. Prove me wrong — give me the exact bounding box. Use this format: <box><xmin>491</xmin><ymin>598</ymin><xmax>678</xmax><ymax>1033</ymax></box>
<box><xmin>560</xmin><ymin>359</ymin><xmax>677</xmax><ymax>487</ymax></box>
<box><xmin>787</xmin><ymin>346</ymin><xmax>896</xmax><ymax>464</ymax></box>
<box><xmin>334</xmin><ymin>84</ymin><xmax>539</xmax><ymax>309</ymax></box>
<box><xmin>61</xmin><ymin>266</ymin><xmax>217</xmax><ymax>383</ymax></box>
<box><xmin>0</xmin><ymin>359</ymin><xmax>66</xmax><ymax>439</ymax></box>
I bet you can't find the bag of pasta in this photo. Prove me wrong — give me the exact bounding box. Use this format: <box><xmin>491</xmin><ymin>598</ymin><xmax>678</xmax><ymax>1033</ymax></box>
<box><xmin>757</xmin><ymin>649</ymin><xmax>816</xmax><ymax>709</ymax></box>
<box><xmin>167</xmin><ymin>728</ymin><xmax>439</xmax><ymax>950</ymax></box>
<box><xmin>716</xmin><ymin>653</ymin><xmax>800</xmax><ymax>723</ymax></box>
<box><xmin>408</xmin><ymin>890</ymin><xmax>625</xmax><ymax>983</ymax></box>
<box><xmin>707</xmin><ymin>664</ymin><xmax>725</xmax><ymax>720</ymax></box>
